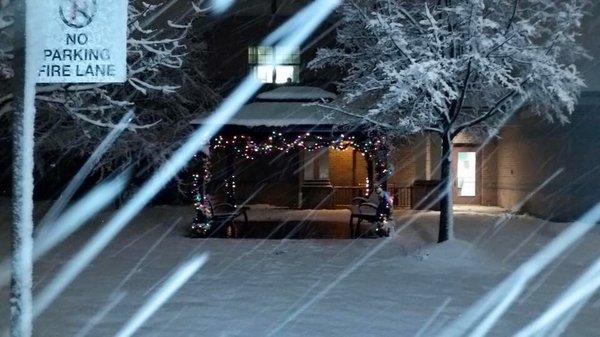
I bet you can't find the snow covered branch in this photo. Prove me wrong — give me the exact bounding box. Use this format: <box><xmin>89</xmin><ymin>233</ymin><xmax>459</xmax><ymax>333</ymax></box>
<box><xmin>0</xmin><ymin>0</ymin><xmax>218</xmax><ymax>182</ymax></box>
<box><xmin>311</xmin><ymin>0</ymin><xmax>589</xmax><ymax>241</ymax></box>
<box><xmin>310</xmin><ymin>0</ymin><xmax>588</xmax><ymax>139</ymax></box>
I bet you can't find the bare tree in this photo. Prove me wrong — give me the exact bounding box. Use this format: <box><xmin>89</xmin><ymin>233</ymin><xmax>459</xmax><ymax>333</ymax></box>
<box><xmin>310</xmin><ymin>0</ymin><xmax>588</xmax><ymax>242</ymax></box>
<box><xmin>0</xmin><ymin>0</ymin><xmax>219</xmax><ymax>183</ymax></box>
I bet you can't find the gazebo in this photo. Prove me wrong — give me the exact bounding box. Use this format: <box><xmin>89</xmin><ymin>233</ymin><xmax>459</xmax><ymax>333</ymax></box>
<box><xmin>189</xmin><ymin>86</ymin><xmax>392</xmax><ymax>211</ymax></box>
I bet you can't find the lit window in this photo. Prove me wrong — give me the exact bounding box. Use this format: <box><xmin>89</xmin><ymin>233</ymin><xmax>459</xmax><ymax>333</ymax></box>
<box><xmin>303</xmin><ymin>149</ymin><xmax>329</xmax><ymax>181</ymax></box>
<box><xmin>248</xmin><ymin>46</ymin><xmax>300</xmax><ymax>84</ymax></box>
<box><xmin>457</xmin><ymin>152</ymin><xmax>476</xmax><ymax>196</ymax></box>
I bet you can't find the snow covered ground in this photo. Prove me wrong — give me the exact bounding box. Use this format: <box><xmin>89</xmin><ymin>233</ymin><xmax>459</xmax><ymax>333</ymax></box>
<box><xmin>0</xmin><ymin>203</ymin><xmax>599</xmax><ymax>336</ymax></box>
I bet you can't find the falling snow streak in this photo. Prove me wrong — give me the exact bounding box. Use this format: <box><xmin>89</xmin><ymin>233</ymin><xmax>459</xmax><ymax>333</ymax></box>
<box><xmin>459</xmin><ymin>167</ymin><xmax>565</xmax><ymax>259</ymax></box>
<box><xmin>415</xmin><ymin>297</ymin><xmax>453</xmax><ymax>337</ymax></box>
<box><xmin>114</xmin><ymin>254</ymin><xmax>208</xmax><ymax>337</ymax></box>
<box><xmin>37</xmin><ymin>110</ymin><xmax>133</xmax><ymax>230</ymax></box>
<box><xmin>0</xmin><ymin>173</ymin><xmax>129</xmax><ymax>288</ymax></box>
<box><xmin>262</xmin><ymin>98</ymin><xmax>528</xmax><ymax>335</ymax></box>
<box><xmin>438</xmin><ymin>202</ymin><xmax>600</xmax><ymax>337</ymax></box>
<box><xmin>31</xmin><ymin>0</ymin><xmax>341</xmax><ymax>320</ymax></box>
<box><xmin>213</xmin><ymin>189</ymin><xmax>344</xmax><ymax>280</ymax></box>
<box><xmin>514</xmin><ymin>256</ymin><xmax>600</xmax><ymax>337</ymax></box>
<box><xmin>73</xmin><ymin>292</ymin><xmax>127</xmax><ymax>337</ymax></box>
<box><xmin>264</xmin><ymin>186</ymin><xmax>449</xmax><ymax>337</ymax></box>
<box><xmin>211</xmin><ymin>0</ymin><xmax>235</xmax><ymax>14</ymax></box>
<box><xmin>113</xmin><ymin>218</ymin><xmax>182</xmax><ymax>293</ymax></box>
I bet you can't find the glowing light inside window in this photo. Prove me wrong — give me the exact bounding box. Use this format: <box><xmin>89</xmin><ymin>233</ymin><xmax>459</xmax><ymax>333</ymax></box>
<box><xmin>255</xmin><ymin>65</ymin><xmax>297</xmax><ymax>84</ymax></box>
<box><xmin>457</xmin><ymin>152</ymin><xmax>476</xmax><ymax>197</ymax></box>
<box><xmin>304</xmin><ymin>149</ymin><xmax>329</xmax><ymax>180</ymax></box>
<box><xmin>249</xmin><ymin>46</ymin><xmax>300</xmax><ymax>83</ymax></box>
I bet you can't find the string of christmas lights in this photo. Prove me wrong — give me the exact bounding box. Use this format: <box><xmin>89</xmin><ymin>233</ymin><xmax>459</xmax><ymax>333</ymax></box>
<box><xmin>190</xmin><ymin>132</ymin><xmax>388</xmax><ymax>235</ymax></box>
<box><xmin>210</xmin><ymin>131</ymin><xmax>383</xmax><ymax>160</ymax></box>
<box><xmin>190</xmin><ymin>154</ymin><xmax>214</xmax><ymax>237</ymax></box>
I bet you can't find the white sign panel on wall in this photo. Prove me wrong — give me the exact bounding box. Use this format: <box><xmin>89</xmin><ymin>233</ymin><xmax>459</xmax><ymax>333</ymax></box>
<box><xmin>37</xmin><ymin>0</ymin><xmax>128</xmax><ymax>83</ymax></box>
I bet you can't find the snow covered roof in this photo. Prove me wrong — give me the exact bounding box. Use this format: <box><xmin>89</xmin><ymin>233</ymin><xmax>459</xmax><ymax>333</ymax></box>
<box><xmin>191</xmin><ymin>86</ymin><xmax>349</xmax><ymax>128</ymax></box>
<box><xmin>191</xmin><ymin>102</ymin><xmax>347</xmax><ymax>127</ymax></box>
<box><xmin>256</xmin><ymin>86</ymin><xmax>337</xmax><ymax>101</ymax></box>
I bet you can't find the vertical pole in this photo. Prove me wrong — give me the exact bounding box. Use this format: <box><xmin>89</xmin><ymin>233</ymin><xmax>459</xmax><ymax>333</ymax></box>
<box><xmin>202</xmin><ymin>154</ymin><xmax>209</xmax><ymax>198</ymax></box>
<box><xmin>298</xmin><ymin>149</ymin><xmax>303</xmax><ymax>208</ymax></box>
<box><xmin>438</xmin><ymin>133</ymin><xmax>454</xmax><ymax>243</ymax></box>
<box><xmin>225</xmin><ymin>147</ymin><xmax>236</xmax><ymax>206</ymax></box>
<box><xmin>375</xmin><ymin>145</ymin><xmax>389</xmax><ymax>191</ymax></box>
<box><xmin>351</xmin><ymin>149</ymin><xmax>357</xmax><ymax>186</ymax></box>
<box><xmin>366</xmin><ymin>154</ymin><xmax>374</xmax><ymax>196</ymax></box>
<box><xmin>191</xmin><ymin>154</ymin><xmax>205</xmax><ymax>201</ymax></box>
<box><xmin>11</xmin><ymin>0</ymin><xmax>36</xmax><ymax>336</ymax></box>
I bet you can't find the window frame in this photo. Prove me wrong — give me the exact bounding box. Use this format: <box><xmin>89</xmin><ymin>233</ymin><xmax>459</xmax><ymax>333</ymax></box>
<box><xmin>248</xmin><ymin>46</ymin><xmax>301</xmax><ymax>84</ymax></box>
<box><xmin>303</xmin><ymin>149</ymin><xmax>330</xmax><ymax>181</ymax></box>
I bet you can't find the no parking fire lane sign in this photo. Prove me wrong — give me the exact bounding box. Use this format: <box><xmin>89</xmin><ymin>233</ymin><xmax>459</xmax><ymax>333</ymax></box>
<box><xmin>37</xmin><ymin>0</ymin><xmax>128</xmax><ymax>83</ymax></box>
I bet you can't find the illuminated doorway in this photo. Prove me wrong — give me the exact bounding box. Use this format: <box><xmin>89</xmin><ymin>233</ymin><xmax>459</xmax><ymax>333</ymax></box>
<box><xmin>452</xmin><ymin>146</ymin><xmax>482</xmax><ymax>204</ymax></box>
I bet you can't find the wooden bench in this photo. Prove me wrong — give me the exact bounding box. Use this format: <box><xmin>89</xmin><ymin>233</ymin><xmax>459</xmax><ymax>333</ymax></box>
<box><xmin>191</xmin><ymin>201</ymin><xmax>249</xmax><ymax>238</ymax></box>
<box><xmin>211</xmin><ymin>202</ymin><xmax>249</xmax><ymax>237</ymax></box>
<box><xmin>348</xmin><ymin>194</ymin><xmax>380</xmax><ymax>238</ymax></box>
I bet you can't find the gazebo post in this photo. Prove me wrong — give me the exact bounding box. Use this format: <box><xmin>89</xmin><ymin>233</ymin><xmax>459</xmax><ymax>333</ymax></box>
<box><xmin>375</xmin><ymin>144</ymin><xmax>389</xmax><ymax>191</ymax></box>
<box><xmin>225</xmin><ymin>145</ymin><xmax>237</xmax><ymax>206</ymax></box>
<box><xmin>190</xmin><ymin>150</ymin><xmax>209</xmax><ymax>203</ymax></box>
<box><xmin>366</xmin><ymin>154</ymin><xmax>374</xmax><ymax>196</ymax></box>
<box><xmin>196</xmin><ymin>153</ymin><xmax>207</xmax><ymax>198</ymax></box>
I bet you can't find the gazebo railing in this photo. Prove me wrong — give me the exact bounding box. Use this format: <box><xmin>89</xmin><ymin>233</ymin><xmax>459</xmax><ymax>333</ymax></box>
<box><xmin>392</xmin><ymin>185</ymin><xmax>412</xmax><ymax>208</ymax></box>
<box><xmin>331</xmin><ymin>186</ymin><xmax>366</xmax><ymax>207</ymax></box>
<box><xmin>332</xmin><ymin>185</ymin><xmax>412</xmax><ymax>208</ymax></box>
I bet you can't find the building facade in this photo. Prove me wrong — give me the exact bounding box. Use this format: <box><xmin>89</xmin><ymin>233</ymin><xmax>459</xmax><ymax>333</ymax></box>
<box><xmin>192</xmin><ymin>0</ymin><xmax>600</xmax><ymax>221</ymax></box>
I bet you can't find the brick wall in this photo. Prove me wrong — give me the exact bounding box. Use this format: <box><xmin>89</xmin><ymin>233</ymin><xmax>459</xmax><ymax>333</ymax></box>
<box><xmin>495</xmin><ymin>93</ymin><xmax>600</xmax><ymax>220</ymax></box>
<box><xmin>389</xmin><ymin>140</ymin><xmax>419</xmax><ymax>186</ymax></box>
<box><xmin>328</xmin><ymin>144</ymin><xmax>420</xmax><ymax>188</ymax></box>
<box><xmin>328</xmin><ymin>148</ymin><xmax>355</xmax><ymax>186</ymax></box>
<box><xmin>354</xmin><ymin>151</ymin><xmax>369</xmax><ymax>186</ymax></box>
<box><xmin>481</xmin><ymin>142</ymin><xmax>498</xmax><ymax>206</ymax></box>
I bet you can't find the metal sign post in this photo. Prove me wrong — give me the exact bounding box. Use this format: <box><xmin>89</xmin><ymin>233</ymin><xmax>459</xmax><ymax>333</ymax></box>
<box><xmin>11</xmin><ymin>0</ymin><xmax>36</xmax><ymax>335</ymax></box>
<box><xmin>10</xmin><ymin>0</ymin><xmax>127</xmax><ymax>336</ymax></box>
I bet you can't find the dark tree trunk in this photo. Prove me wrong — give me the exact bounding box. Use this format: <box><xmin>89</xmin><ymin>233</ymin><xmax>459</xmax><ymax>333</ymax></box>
<box><xmin>438</xmin><ymin>132</ymin><xmax>454</xmax><ymax>243</ymax></box>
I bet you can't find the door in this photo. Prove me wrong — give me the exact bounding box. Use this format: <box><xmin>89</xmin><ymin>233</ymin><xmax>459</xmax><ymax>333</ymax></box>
<box><xmin>452</xmin><ymin>146</ymin><xmax>482</xmax><ymax>205</ymax></box>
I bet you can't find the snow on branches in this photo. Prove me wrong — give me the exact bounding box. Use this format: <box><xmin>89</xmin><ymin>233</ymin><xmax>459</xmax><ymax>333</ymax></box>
<box><xmin>310</xmin><ymin>0</ymin><xmax>589</xmax><ymax>242</ymax></box>
<box><xmin>0</xmin><ymin>0</ymin><xmax>218</xmax><ymax>180</ymax></box>
<box><xmin>309</xmin><ymin>0</ymin><xmax>588</xmax><ymax>138</ymax></box>
<box><xmin>0</xmin><ymin>0</ymin><xmax>15</xmax><ymax>86</ymax></box>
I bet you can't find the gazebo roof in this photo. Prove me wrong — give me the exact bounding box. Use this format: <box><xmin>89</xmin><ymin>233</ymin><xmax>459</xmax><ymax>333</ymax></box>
<box><xmin>191</xmin><ymin>102</ymin><xmax>342</xmax><ymax>127</ymax></box>
<box><xmin>256</xmin><ymin>86</ymin><xmax>337</xmax><ymax>101</ymax></box>
<box><xmin>190</xmin><ymin>86</ymin><xmax>352</xmax><ymax>128</ymax></box>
